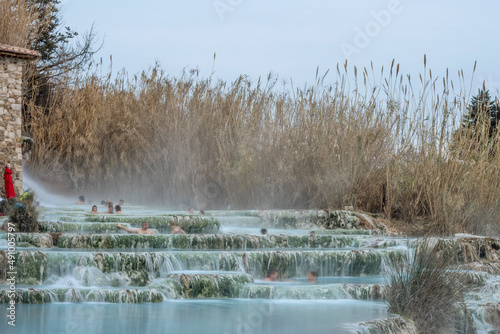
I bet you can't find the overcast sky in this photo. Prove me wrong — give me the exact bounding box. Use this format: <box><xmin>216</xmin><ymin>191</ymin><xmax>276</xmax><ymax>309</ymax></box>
<box><xmin>60</xmin><ymin>0</ymin><xmax>500</xmax><ymax>96</ymax></box>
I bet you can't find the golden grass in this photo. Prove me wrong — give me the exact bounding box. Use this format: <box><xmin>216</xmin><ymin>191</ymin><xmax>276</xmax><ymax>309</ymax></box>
<box><xmin>19</xmin><ymin>58</ymin><xmax>500</xmax><ymax>236</ymax></box>
<box><xmin>0</xmin><ymin>0</ymin><xmax>50</xmax><ymax>48</ymax></box>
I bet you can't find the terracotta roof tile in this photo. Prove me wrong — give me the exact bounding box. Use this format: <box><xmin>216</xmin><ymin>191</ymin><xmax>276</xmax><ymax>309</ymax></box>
<box><xmin>0</xmin><ymin>43</ymin><xmax>40</xmax><ymax>59</ymax></box>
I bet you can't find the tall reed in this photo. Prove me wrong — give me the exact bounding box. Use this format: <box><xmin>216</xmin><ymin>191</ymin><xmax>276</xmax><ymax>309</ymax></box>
<box><xmin>0</xmin><ymin>0</ymin><xmax>49</xmax><ymax>48</ymax></box>
<box><xmin>23</xmin><ymin>59</ymin><xmax>500</xmax><ymax>235</ymax></box>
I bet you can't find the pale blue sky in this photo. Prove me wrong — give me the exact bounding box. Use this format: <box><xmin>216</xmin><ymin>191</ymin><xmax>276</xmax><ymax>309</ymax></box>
<box><xmin>61</xmin><ymin>0</ymin><xmax>500</xmax><ymax>95</ymax></box>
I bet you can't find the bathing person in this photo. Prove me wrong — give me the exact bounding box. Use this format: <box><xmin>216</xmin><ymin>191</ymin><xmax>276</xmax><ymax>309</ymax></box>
<box><xmin>116</xmin><ymin>222</ymin><xmax>155</xmax><ymax>234</ymax></box>
<box><xmin>91</xmin><ymin>205</ymin><xmax>99</xmax><ymax>214</ymax></box>
<box><xmin>169</xmin><ymin>217</ymin><xmax>187</xmax><ymax>234</ymax></box>
<box><xmin>106</xmin><ymin>203</ymin><xmax>114</xmax><ymax>214</ymax></box>
<box><xmin>261</xmin><ymin>228</ymin><xmax>268</xmax><ymax>235</ymax></box>
<box><xmin>308</xmin><ymin>231</ymin><xmax>317</xmax><ymax>248</ymax></box>
<box><xmin>76</xmin><ymin>195</ymin><xmax>85</xmax><ymax>204</ymax></box>
<box><xmin>264</xmin><ymin>269</ymin><xmax>278</xmax><ymax>281</ymax></box>
<box><xmin>115</xmin><ymin>205</ymin><xmax>123</xmax><ymax>214</ymax></box>
<box><xmin>119</xmin><ymin>199</ymin><xmax>125</xmax><ymax>205</ymax></box>
<box><xmin>307</xmin><ymin>271</ymin><xmax>318</xmax><ymax>283</ymax></box>
<box><xmin>199</xmin><ymin>210</ymin><xmax>205</xmax><ymax>215</ymax></box>
<box><xmin>188</xmin><ymin>208</ymin><xmax>194</xmax><ymax>214</ymax></box>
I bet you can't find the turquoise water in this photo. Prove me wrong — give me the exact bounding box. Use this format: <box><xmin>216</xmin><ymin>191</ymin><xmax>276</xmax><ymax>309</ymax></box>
<box><xmin>1</xmin><ymin>300</ymin><xmax>391</xmax><ymax>334</ymax></box>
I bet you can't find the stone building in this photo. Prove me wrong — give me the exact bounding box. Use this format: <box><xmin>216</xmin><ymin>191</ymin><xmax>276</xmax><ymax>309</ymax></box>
<box><xmin>0</xmin><ymin>44</ymin><xmax>39</xmax><ymax>197</ymax></box>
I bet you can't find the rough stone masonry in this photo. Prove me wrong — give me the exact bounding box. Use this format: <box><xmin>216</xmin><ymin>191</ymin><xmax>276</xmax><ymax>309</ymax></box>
<box><xmin>0</xmin><ymin>44</ymin><xmax>39</xmax><ymax>197</ymax></box>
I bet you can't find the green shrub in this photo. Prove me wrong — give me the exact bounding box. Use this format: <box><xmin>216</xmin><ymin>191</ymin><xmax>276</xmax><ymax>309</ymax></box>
<box><xmin>0</xmin><ymin>198</ymin><xmax>16</xmax><ymax>214</ymax></box>
<box><xmin>385</xmin><ymin>239</ymin><xmax>468</xmax><ymax>333</ymax></box>
<box><xmin>2</xmin><ymin>190</ymin><xmax>40</xmax><ymax>232</ymax></box>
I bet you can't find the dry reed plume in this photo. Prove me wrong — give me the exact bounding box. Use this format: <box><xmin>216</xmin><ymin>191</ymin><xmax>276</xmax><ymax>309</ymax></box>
<box><xmin>0</xmin><ymin>0</ymin><xmax>51</xmax><ymax>48</ymax></box>
<box><xmin>21</xmin><ymin>57</ymin><xmax>500</xmax><ymax>236</ymax></box>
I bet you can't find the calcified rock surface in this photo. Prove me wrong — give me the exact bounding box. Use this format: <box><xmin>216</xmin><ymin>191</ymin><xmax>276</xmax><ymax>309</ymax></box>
<box><xmin>0</xmin><ymin>286</ymin><xmax>170</xmax><ymax>303</ymax></box>
<box><xmin>257</xmin><ymin>209</ymin><xmax>372</xmax><ymax>230</ymax></box>
<box><xmin>82</xmin><ymin>215</ymin><xmax>220</xmax><ymax>234</ymax></box>
<box><xmin>239</xmin><ymin>283</ymin><xmax>385</xmax><ymax>300</ymax></box>
<box><xmin>483</xmin><ymin>303</ymin><xmax>500</xmax><ymax>330</ymax></box>
<box><xmin>5</xmin><ymin>233</ymin><xmax>400</xmax><ymax>250</ymax></box>
<box><xmin>1</xmin><ymin>248</ymin><xmax>408</xmax><ymax>285</ymax></box>
<box><xmin>168</xmin><ymin>272</ymin><xmax>254</xmax><ymax>298</ymax></box>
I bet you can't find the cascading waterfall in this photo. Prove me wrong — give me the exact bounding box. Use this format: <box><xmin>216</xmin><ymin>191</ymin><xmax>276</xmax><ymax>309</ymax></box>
<box><xmin>1</xmin><ymin>201</ymin><xmax>500</xmax><ymax>333</ymax></box>
<box><xmin>239</xmin><ymin>283</ymin><xmax>385</xmax><ymax>300</ymax></box>
<box><xmin>3</xmin><ymin>248</ymin><xmax>407</xmax><ymax>285</ymax></box>
<box><xmin>4</xmin><ymin>232</ymin><xmax>405</xmax><ymax>250</ymax></box>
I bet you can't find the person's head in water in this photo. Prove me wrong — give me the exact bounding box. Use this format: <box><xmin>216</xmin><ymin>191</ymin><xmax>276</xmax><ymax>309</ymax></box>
<box><xmin>107</xmin><ymin>203</ymin><xmax>114</xmax><ymax>213</ymax></box>
<box><xmin>119</xmin><ymin>199</ymin><xmax>125</xmax><ymax>205</ymax></box>
<box><xmin>91</xmin><ymin>205</ymin><xmax>98</xmax><ymax>213</ymax></box>
<box><xmin>265</xmin><ymin>269</ymin><xmax>278</xmax><ymax>281</ymax></box>
<box><xmin>307</xmin><ymin>271</ymin><xmax>318</xmax><ymax>283</ymax></box>
<box><xmin>261</xmin><ymin>228</ymin><xmax>268</xmax><ymax>235</ymax></box>
<box><xmin>115</xmin><ymin>205</ymin><xmax>122</xmax><ymax>213</ymax></box>
<box><xmin>169</xmin><ymin>218</ymin><xmax>179</xmax><ymax>228</ymax></box>
<box><xmin>168</xmin><ymin>217</ymin><xmax>186</xmax><ymax>234</ymax></box>
<box><xmin>76</xmin><ymin>195</ymin><xmax>85</xmax><ymax>204</ymax></box>
<box><xmin>199</xmin><ymin>210</ymin><xmax>205</xmax><ymax>215</ymax></box>
<box><xmin>188</xmin><ymin>208</ymin><xmax>194</xmax><ymax>214</ymax></box>
<box><xmin>141</xmin><ymin>222</ymin><xmax>149</xmax><ymax>230</ymax></box>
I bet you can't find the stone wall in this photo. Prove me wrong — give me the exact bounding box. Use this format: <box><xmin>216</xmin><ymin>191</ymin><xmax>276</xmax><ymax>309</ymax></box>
<box><xmin>0</xmin><ymin>56</ymin><xmax>24</xmax><ymax>197</ymax></box>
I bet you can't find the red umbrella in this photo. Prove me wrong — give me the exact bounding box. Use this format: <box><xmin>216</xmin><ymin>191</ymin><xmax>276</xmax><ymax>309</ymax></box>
<box><xmin>4</xmin><ymin>166</ymin><xmax>15</xmax><ymax>199</ymax></box>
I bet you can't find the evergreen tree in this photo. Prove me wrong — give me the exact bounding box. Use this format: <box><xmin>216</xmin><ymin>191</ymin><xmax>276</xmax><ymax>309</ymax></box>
<box><xmin>20</xmin><ymin>0</ymin><xmax>100</xmax><ymax>133</ymax></box>
<box><xmin>27</xmin><ymin>0</ymin><xmax>77</xmax><ymax>63</ymax></box>
<box><xmin>462</xmin><ymin>90</ymin><xmax>500</xmax><ymax>138</ymax></box>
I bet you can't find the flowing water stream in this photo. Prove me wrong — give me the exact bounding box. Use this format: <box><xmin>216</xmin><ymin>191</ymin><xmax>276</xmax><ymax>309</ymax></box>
<box><xmin>1</xmin><ymin>197</ymin><xmax>499</xmax><ymax>333</ymax></box>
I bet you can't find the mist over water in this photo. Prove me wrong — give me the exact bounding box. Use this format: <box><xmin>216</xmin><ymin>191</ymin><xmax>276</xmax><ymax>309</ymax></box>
<box><xmin>23</xmin><ymin>173</ymin><xmax>73</xmax><ymax>207</ymax></box>
<box><xmin>22</xmin><ymin>172</ymin><xmax>135</xmax><ymax>210</ymax></box>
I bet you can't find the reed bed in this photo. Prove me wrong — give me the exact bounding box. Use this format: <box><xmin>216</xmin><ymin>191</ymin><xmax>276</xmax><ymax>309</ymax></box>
<box><xmin>385</xmin><ymin>238</ymin><xmax>468</xmax><ymax>333</ymax></box>
<box><xmin>0</xmin><ymin>0</ymin><xmax>56</xmax><ymax>50</ymax></box>
<box><xmin>21</xmin><ymin>58</ymin><xmax>500</xmax><ymax>235</ymax></box>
